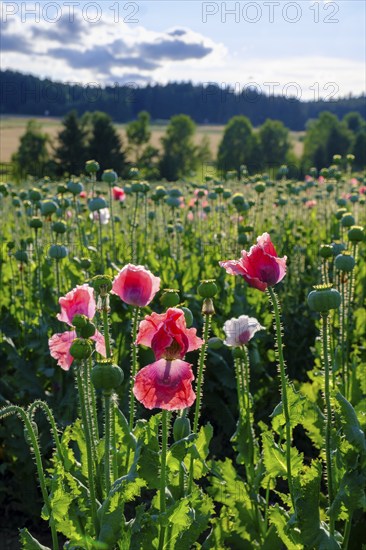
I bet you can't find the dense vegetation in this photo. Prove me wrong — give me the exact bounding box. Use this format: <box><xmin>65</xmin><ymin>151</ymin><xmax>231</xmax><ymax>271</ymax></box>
<box><xmin>0</xmin><ymin>159</ymin><xmax>365</xmax><ymax>548</ymax></box>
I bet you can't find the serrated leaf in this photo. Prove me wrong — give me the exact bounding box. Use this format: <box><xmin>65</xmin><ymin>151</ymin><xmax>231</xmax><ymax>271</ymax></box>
<box><xmin>19</xmin><ymin>529</ymin><xmax>51</xmax><ymax>550</ymax></box>
<box><xmin>262</xmin><ymin>431</ymin><xmax>303</xmax><ymax>487</ymax></box>
<box><xmin>184</xmin><ymin>423</ymin><xmax>213</xmax><ymax>480</ymax></box>
<box><xmin>269</xmin><ymin>505</ymin><xmax>302</xmax><ymax>550</ymax></box>
<box><xmin>271</xmin><ymin>385</ymin><xmax>306</xmax><ymax>434</ymax></box>
<box><xmin>335</xmin><ymin>393</ymin><xmax>366</xmax><ymax>454</ymax></box>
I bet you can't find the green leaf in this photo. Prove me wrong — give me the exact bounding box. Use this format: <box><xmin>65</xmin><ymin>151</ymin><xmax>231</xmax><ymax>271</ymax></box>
<box><xmin>184</xmin><ymin>423</ymin><xmax>213</xmax><ymax>480</ymax></box>
<box><xmin>262</xmin><ymin>431</ymin><xmax>303</xmax><ymax>487</ymax></box>
<box><xmin>19</xmin><ymin>529</ymin><xmax>51</xmax><ymax>550</ymax></box>
<box><xmin>271</xmin><ymin>384</ymin><xmax>306</xmax><ymax>434</ymax></box>
<box><xmin>231</xmin><ymin>414</ymin><xmax>259</xmax><ymax>466</ymax></box>
<box><xmin>174</xmin><ymin>488</ymin><xmax>214</xmax><ymax>550</ymax></box>
<box><xmin>335</xmin><ymin>392</ymin><xmax>366</xmax><ymax>454</ymax></box>
<box><xmin>269</xmin><ymin>505</ymin><xmax>302</xmax><ymax>550</ymax></box>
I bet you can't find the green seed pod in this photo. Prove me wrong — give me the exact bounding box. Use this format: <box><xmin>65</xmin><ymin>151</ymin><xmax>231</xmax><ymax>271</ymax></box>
<box><xmin>332</xmin><ymin>242</ymin><xmax>346</xmax><ymax>256</ymax></box>
<box><xmin>335</xmin><ymin>208</ymin><xmax>347</xmax><ymax>220</ymax></box>
<box><xmin>52</xmin><ymin>221</ymin><xmax>67</xmax><ymax>234</ymax></box>
<box><xmin>208</xmin><ymin>337</ymin><xmax>223</xmax><ymax>350</ymax></box>
<box><xmin>70</xmin><ymin>338</ymin><xmax>93</xmax><ymax>360</ymax></box>
<box><xmin>148</xmin><ymin>211</ymin><xmax>156</xmax><ymax>220</ymax></box>
<box><xmin>208</xmin><ymin>191</ymin><xmax>217</xmax><ymax>200</ymax></box>
<box><xmin>348</xmin><ymin>226</ymin><xmax>364</xmax><ymax>243</ymax></box>
<box><xmin>165</xmin><ymin>196</ymin><xmax>181</xmax><ymax>208</ymax></box>
<box><xmin>215</xmin><ymin>185</ymin><xmax>224</xmax><ymax>194</ymax></box>
<box><xmin>232</xmin><ymin>193</ymin><xmax>245</xmax><ymax>206</ymax></box>
<box><xmin>335</xmin><ymin>254</ymin><xmax>355</xmax><ymax>272</ymax></box>
<box><xmin>307</xmin><ymin>285</ymin><xmax>341</xmax><ymax>313</ymax></box>
<box><xmin>129</xmin><ymin>167</ymin><xmax>139</xmax><ymax>179</ymax></box>
<box><xmin>80</xmin><ymin>257</ymin><xmax>92</xmax><ymax>269</ymax></box>
<box><xmin>57</xmin><ymin>184</ymin><xmax>68</xmax><ymax>194</ymax></box>
<box><xmin>141</xmin><ymin>182</ymin><xmax>150</xmax><ymax>194</ymax></box>
<box><xmin>160</xmin><ymin>289</ymin><xmax>180</xmax><ymax>308</ymax></box>
<box><xmin>29</xmin><ymin>217</ymin><xmax>43</xmax><ymax>229</ymax></box>
<box><xmin>102</xmin><ymin>169</ymin><xmax>118</xmax><ymax>184</ymax></box>
<box><xmin>173</xmin><ymin>416</ymin><xmax>191</xmax><ymax>442</ymax></box>
<box><xmin>254</xmin><ymin>182</ymin><xmax>266</xmax><ymax>194</ymax></box>
<box><xmin>67</xmin><ymin>180</ymin><xmax>84</xmax><ymax>195</ymax></box>
<box><xmin>326</xmin><ymin>184</ymin><xmax>334</xmax><ymax>193</ymax></box>
<box><xmin>341</xmin><ymin>213</ymin><xmax>355</xmax><ymax>227</ymax></box>
<box><xmin>91</xmin><ymin>362</ymin><xmax>124</xmax><ymax>392</ymax></box>
<box><xmin>170</xmin><ymin>188</ymin><xmax>182</xmax><ymax>198</ymax></box>
<box><xmin>232</xmin><ymin>347</ymin><xmax>245</xmax><ymax>359</ymax></box>
<box><xmin>349</xmin><ymin>194</ymin><xmax>358</xmax><ymax>204</ymax></box>
<box><xmin>40</xmin><ymin>200</ymin><xmax>58</xmax><ymax>216</ymax></box>
<box><xmin>89</xmin><ymin>197</ymin><xmax>107</xmax><ymax>212</ymax></box>
<box><xmin>155</xmin><ymin>186</ymin><xmax>167</xmax><ymax>199</ymax></box>
<box><xmin>79</xmin><ymin>320</ymin><xmax>96</xmax><ymax>338</ymax></box>
<box><xmin>238</xmin><ymin>233</ymin><xmax>248</xmax><ymax>245</ymax></box>
<box><xmin>319</xmin><ymin>244</ymin><xmax>333</xmax><ymax>259</ymax></box>
<box><xmin>333</xmin><ymin>154</ymin><xmax>342</xmax><ymax>165</ymax></box>
<box><xmin>28</xmin><ymin>188</ymin><xmax>42</xmax><ymax>202</ymax></box>
<box><xmin>179</xmin><ymin>307</ymin><xmax>193</xmax><ymax>328</ymax></box>
<box><xmin>0</xmin><ymin>183</ymin><xmax>9</xmax><ymax>196</ymax></box>
<box><xmin>12</xmin><ymin>198</ymin><xmax>21</xmax><ymax>207</ymax></box>
<box><xmin>85</xmin><ymin>160</ymin><xmax>100</xmax><ymax>174</ymax></box>
<box><xmin>48</xmin><ymin>244</ymin><xmax>68</xmax><ymax>260</ymax></box>
<box><xmin>336</xmin><ymin>198</ymin><xmax>347</xmax><ymax>207</ymax></box>
<box><xmin>223</xmin><ymin>189</ymin><xmax>232</xmax><ymax>199</ymax></box>
<box><xmin>131</xmin><ymin>182</ymin><xmax>144</xmax><ymax>193</ymax></box>
<box><xmin>89</xmin><ymin>275</ymin><xmax>112</xmax><ymax>295</ymax></box>
<box><xmin>198</xmin><ymin>279</ymin><xmax>218</xmax><ymax>298</ymax></box>
<box><xmin>14</xmin><ymin>250</ymin><xmax>28</xmax><ymax>263</ymax></box>
<box><xmin>72</xmin><ymin>314</ymin><xmax>88</xmax><ymax>330</ymax></box>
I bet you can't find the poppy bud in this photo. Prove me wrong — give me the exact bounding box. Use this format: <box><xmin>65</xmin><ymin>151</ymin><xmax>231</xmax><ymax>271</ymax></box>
<box><xmin>91</xmin><ymin>361</ymin><xmax>124</xmax><ymax>392</ymax></box>
<box><xmin>173</xmin><ymin>416</ymin><xmax>191</xmax><ymax>442</ymax></box>
<box><xmin>70</xmin><ymin>338</ymin><xmax>93</xmax><ymax>360</ymax></box>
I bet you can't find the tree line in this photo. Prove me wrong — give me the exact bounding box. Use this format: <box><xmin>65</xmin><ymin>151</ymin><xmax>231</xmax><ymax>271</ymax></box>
<box><xmin>11</xmin><ymin>109</ymin><xmax>366</xmax><ymax>182</ymax></box>
<box><xmin>1</xmin><ymin>70</ymin><xmax>365</xmax><ymax>131</ymax></box>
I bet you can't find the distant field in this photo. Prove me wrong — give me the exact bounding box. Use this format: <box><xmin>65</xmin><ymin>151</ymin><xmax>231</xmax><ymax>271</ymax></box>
<box><xmin>0</xmin><ymin>115</ymin><xmax>305</xmax><ymax>163</ymax></box>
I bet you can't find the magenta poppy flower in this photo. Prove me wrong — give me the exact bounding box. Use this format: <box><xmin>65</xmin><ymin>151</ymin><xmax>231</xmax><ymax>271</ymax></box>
<box><xmin>223</xmin><ymin>315</ymin><xmax>264</xmax><ymax>347</ymax></box>
<box><xmin>112</xmin><ymin>186</ymin><xmax>125</xmax><ymax>202</ymax></box>
<box><xmin>49</xmin><ymin>330</ymin><xmax>106</xmax><ymax>371</ymax></box>
<box><xmin>219</xmin><ymin>232</ymin><xmax>287</xmax><ymax>292</ymax></box>
<box><xmin>133</xmin><ymin>359</ymin><xmax>195</xmax><ymax>410</ymax></box>
<box><xmin>57</xmin><ymin>284</ymin><xmax>96</xmax><ymax>325</ymax></box>
<box><xmin>112</xmin><ymin>264</ymin><xmax>161</xmax><ymax>307</ymax></box>
<box><xmin>136</xmin><ymin>308</ymin><xmax>203</xmax><ymax>360</ymax></box>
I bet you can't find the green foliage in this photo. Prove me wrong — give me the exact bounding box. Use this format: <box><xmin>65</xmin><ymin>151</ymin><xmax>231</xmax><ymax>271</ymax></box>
<box><xmin>54</xmin><ymin>110</ymin><xmax>88</xmax><ymax>176</ymax></box>
<box><xmin>258</xmin><ymin>119</ymin><xmax>290</xmax><ymax>168</ymax></box>
<box><xmin>217</xmin><ymin>116</ymin><xmax>259</xmax><ymax>176</ymax></box>
<box><xmin>159</xmin><ymin>114</ymin><xmax>198</xmax><ymax>180</ymax></box>
<box><xmin>11</xmin><ymin>120</ymin><xmax>51</xmax><ymax>180</ymax></box>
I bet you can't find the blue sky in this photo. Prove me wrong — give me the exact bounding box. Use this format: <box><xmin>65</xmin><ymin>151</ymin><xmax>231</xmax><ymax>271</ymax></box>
<box><xmin>1</xmin><ymin>0</ymin><xmax>365</xmax><ymax>99</ymax></box>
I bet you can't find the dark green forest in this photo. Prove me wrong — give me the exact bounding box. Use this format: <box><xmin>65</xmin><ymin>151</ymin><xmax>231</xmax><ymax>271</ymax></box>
<box><xmin>1</xmin><ymin>70</ymin><xmax>365</xmax><ymax>131</ymax></box>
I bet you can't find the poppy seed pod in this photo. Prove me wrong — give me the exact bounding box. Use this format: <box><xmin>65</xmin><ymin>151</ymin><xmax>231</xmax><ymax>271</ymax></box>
<box><xmin>67</xmin><ymin>180</ymin><xmax>84</xmax><ymax>195</ymax></box>
<box><xmin>319</xmin><ymin>244</ymin><xmax>333</xmax><ymax>259</ymax></box>
<box><xmin>307</xmin><ymin>285</ymin><xmax>341</xmax><ymax>313</ymax></box>
<box><xmin>348</xmin><ymin>226</ymin><xmax>364</xmax><ymax>243</ymax></box>
<box><xmin>91</xmin><ymin>361</ymin><xmax>124</xmax><ymax>392</ymax></box>
<box><xmin>69</xmin><ymin>338</ymin><xmax>93</xmax><ymax>360</ymax></box>
<box><xmin>160</xmin><ymin>289</ymin><xmax>180</xmax><ymax>308</ymax></box>
<box><xmin>198</xmin><ymin>280</ymin><xmax>218</xmax><ymax>298</ymax></box>
<box><xmin>89</xmin><ymin>275</ymin><xmax>113</xmax><ymax>295</ymax></box>
<box><xmin>89</xmin><ymin>197</ymin><xmax>107</xmax><ymax>212</ymax></box>
<box><xmin>335</xmin><ymin>254</ymin><xmax>355</xmax><ymax>272</ymax></box>
<box><xmin>341</xmin><ymin>214</ymin><xmax>355</xmax><ymax>228</ymax></box>
<box><xmin>40</xmin><ymin>200</ymin><xmax>58</xmax><ymax>216</ymax></box>
<box><xmin>29</xmin><ymin>217</ymin><xmax>43</xmax><ymax>229</ymax></box>
<box><xmin>102</xmin><ymin>170</ymin><xmax>118</xmax><ymax>185</ymax></box>
<box><xmin>85</xmin><ymin>160</ymin><xmax>100</xmax><ymax>174</ymax></box>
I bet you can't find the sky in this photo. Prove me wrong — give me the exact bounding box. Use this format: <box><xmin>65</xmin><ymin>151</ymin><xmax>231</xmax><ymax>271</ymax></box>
<box><xmin>1</xmin><ymin>0</ymin><xmax>365</xmax><ymax>100</ymax></box>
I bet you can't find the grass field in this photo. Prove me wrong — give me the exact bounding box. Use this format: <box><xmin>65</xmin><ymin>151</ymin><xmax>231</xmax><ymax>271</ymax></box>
<box><xmin>0</xmin><ymin>115</ymin><xmax>305</xmax><ymax>164</ymax></box>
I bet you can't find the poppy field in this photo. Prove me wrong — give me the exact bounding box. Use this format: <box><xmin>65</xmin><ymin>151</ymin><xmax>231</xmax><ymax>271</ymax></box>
<box><xmin>0</xmin><ymin>161</ymin><xmax>365</xmax><ymax>550</ymax></box>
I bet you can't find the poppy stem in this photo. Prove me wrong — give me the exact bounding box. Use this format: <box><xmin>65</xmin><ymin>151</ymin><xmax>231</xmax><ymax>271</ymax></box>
<box><xmin>129</xmin><ymin>306</ymin><xmax>140</xmax><ymax>430</ymax></box>
<box><xmin>267</xmin><ymin>286</ymin><xmax>295</xmax><ymax>511</ymax></box>
<box><xmin>158</xmin><ymin>410</ymin><xmax>169</xmax><ymax>550</ymax></box>
<box><xmin>321</xmin><ymin>313</ymin><xmax>335</xmax><ymax>535</ymax></box>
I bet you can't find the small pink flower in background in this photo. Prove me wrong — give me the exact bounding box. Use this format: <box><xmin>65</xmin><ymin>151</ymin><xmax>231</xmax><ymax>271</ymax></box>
<box><xmin>305</xmin><ymin>200</ymin><xmax>317</xmax><ymax>209</ymax></box>
<box><xmin>318</xmin><ymin>176</ymin><xmax>325</xmax><ymax>184</ymax></box>
<box><xmin>359</xmin><ymin>186</ymin><xmax>366</xmax><ymax>195</ymax></box>
<box><xmin>79</xmin><ymin>191</ymin><xmax>87</xmax><ymax>198</ymax></box>
<box><xmin>49</xmin><ymin>330</ymin><xmax>106</xmax><ymax>371</ymax></box>
<box><xmin>112</xmin><ymin>186</ymin><xmax>125</xmax><ymax>202</ymax></box>
<box><xmin>305</xmin><ymin>175</ymin><xmax>312</xmax><ymax>182</ymax></box>
<box><xmin>187</xmin><ymin>211</ymin><xmax>194</xmax><ymax>222</ymax></box>
<box><xmin>136</xmin><ymin>308</ymin><xmax>203</xmax><ymax>360</ymax></box>
<box><xmin>223</xmin><ymin>315</ymin><xmax>264</xmax><ymax>347</ymax></box>
<box><xmin>133</xmin><ymin>359</ymin><xmax>195</xmax><ymax>410</ymax></box>
<box><xmin>351</xmin><ymin>178</ymin><xmax>358</xmax><ymax>185</ymax></box>
<box><xmin>179</xmin><ymin>197</ymin><xmax>185</xmax><ymax>208</ymax></box>
<box><xmin>57</xmin><ymin>284</ymin><xmax>96</xmax><ymax>325</ymax></box>
<box><xmin>112</xmin><ymin>264</ymin><xmax>160</xmax><ymax>307</ymax></box>
<box><xmin>220</xmin><ymin>232</ymin><xmax>287</xmax><ymax>292</ymax></box>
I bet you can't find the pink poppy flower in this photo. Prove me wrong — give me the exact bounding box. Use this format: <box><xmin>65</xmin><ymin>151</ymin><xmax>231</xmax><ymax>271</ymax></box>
<box><xmin>223</xmin><ymin>315</ymin><xmax>264</xmax><ymax>347</ymax></box>
<box><xmin>57</xmin><ymin>284</ymin><xmax>96</xmax><ymax>325</ymax></box>
<box><xmin>187</xmin><ymin>211</ymin><xmax>194</xmax><ymax>222</ymax></box>
<box><xmin>49</xmin><ymin>329</ymin><xmax>106</xmax><ymax>371</ymax></box>
<box><xmin>133</xmin><ymin>359</ymin><xmax>195</xmax><ymax>410</ymax></box>
<box><xmin>112</xmin><ymin>186</ymin><xmax>126</xmax><ymax>202</ymax></box>
<box><xmin>219</xmin><ymin>232</ymin><xmax>287</xmax><ymax>292</ymax></box>
<box><xmin>136</xmin><ymin>308</ymin><xmax>203</xmax><ymax>360</ymax></box>
<box><xmin>305</xmin><ymin>200</ymin><xmax>317</xmax><ymax>209</ymax></box>
<box><xmin>79</xmin><ymin>191</ymin><xmax>87</xmax><ymax>198</ymax></box>
<box><xmin>112</xmin><ymin>264</ymin><xmax>160</xmax><ymax>307</ymax></box>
